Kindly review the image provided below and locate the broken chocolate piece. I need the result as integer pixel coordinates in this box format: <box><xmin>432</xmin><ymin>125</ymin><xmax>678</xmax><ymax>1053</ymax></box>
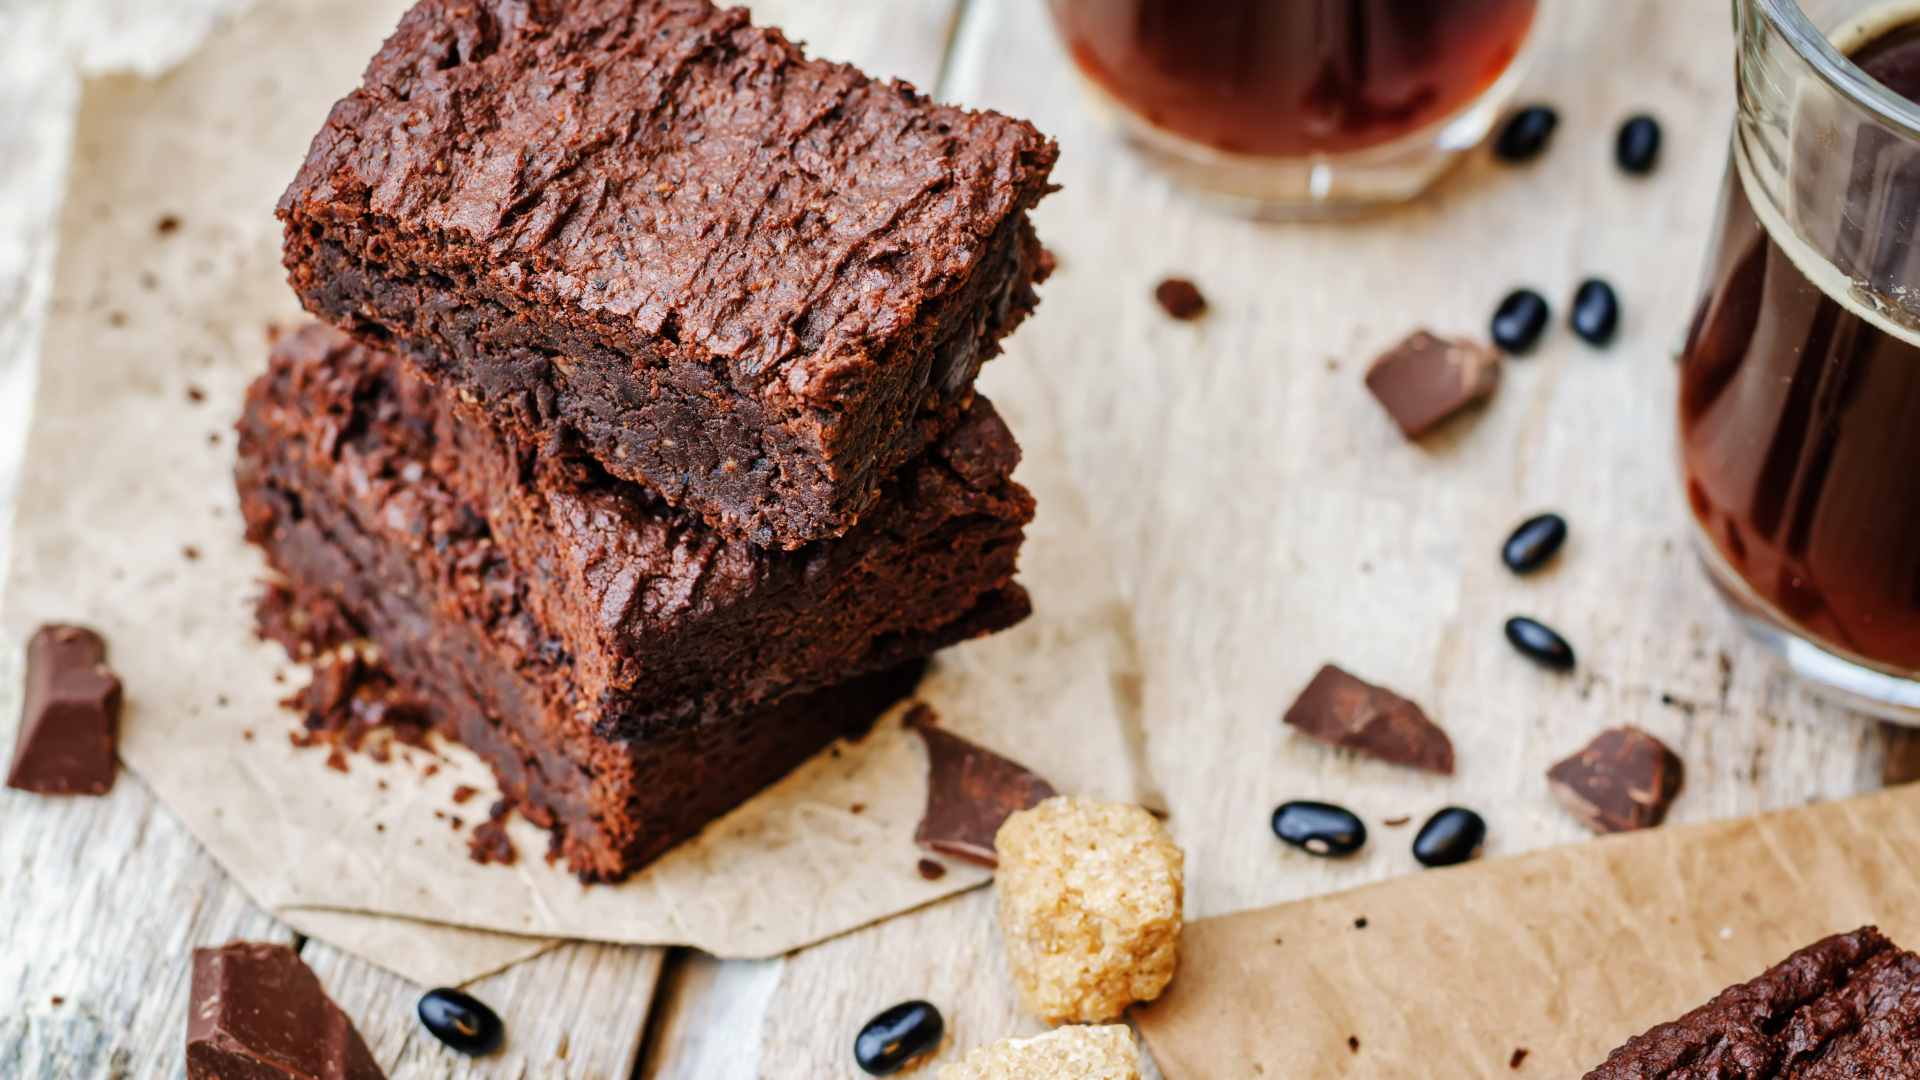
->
<box><xmin>187</xmin><ymin>941</ymin><xmax>386</xmax><ymax>1080</ymax></box>
<box><xmin>1548</xmin><ymin>727</ymin><xmax>1683</xmax><ymax>833</ymax></box>
<box><xmin>7</xmin><ymin>625</ymin><xmax>122</xmax><ymax>795</ymax></box>
<box><xmin>1283</xmin><ymin>665</ymin><xmax>1454</xmax><ymax>775</ymax></box>
<box><xmin>1364</xmin><ymin>330</ymin><xmax>1501</xmax><ymax>437</ymax></box>
<box><xmin>907</xmin><ymin>704</ymin><xmax>1056</xmax><ymax>867</ymax></box>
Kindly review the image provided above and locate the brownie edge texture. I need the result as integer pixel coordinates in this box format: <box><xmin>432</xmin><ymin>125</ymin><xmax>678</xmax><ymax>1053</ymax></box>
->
<box><xmin>280</xmin><ymin>0</ymin><xmax>1058</xmax><ymax>549</ymax></box>
<box><xmin>1585</xmin><ymin>926</ymin><xmax>1920</xmax><ymax>1079</ymax></box>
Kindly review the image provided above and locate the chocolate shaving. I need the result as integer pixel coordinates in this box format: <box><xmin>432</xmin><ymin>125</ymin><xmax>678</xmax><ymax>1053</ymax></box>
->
<box><xmin>1548</xmin><ymin>727</ymin><xmax>1684</xmax><ymax>833</ymax></box>
<box><xmin>906</xmin><ymin>704</ymin><xmax>1056</xmax><ymax>867</ymax></box>
<box><xmin>1364</xmin><ymin>330</ymin><xmax>1501</xmax><ymax>438</ymax></box>
<box><xmin>7</xmin><ymin>625</ymin><xmax>122</xmax><ymax>796</ymax></box>
<box><xmin>1283</xmin><ymin>665</ymin><xmax>1454</xmax><ymax>774</ymax></box>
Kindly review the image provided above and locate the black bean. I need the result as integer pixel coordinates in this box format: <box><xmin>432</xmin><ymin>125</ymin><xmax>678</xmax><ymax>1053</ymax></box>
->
<box><xmin>1505</xmin><ymin>616</ymin><xmax>1576</xmax><ymax>671</ymax></box>
<box><xmin>1616</xmin><ymin>115</ymin><xmax>1662</xmax><ymax>174</ymax></box>
<box><xmin>1502</xmin><ymin>513</ymin><xmax>1568</xmax><ymax>574</ymax></box>
<box><xmin>1491</xmin><ymin>289</ymin><xmax>1551</xmax><ymax>353</ymax></box>
<box><xmin>1272</xmin><ymin>801</ymin><xmax>1367</xmax><ymax>857</ymax></box>
<box><xmin>417</xmin><ymin>987</ymin><xmax>504</xmax><ymax>1056</ymax></box>
<box><xmin>1570</xmin><ymin>279</ymin><xmax>1620</xmax><ymax>346</ymax></box>
<box><xmin>1413</xmin><ymin>807</ymin><xmax>1486</xmax><ymax>867</ymax></box>
<box><xmin>1494</xmin><ymin>106</ymin><xmax>1559</xmax><ymax>162</ymax></box>
<box><xmin>855</xmin><ymin>1000</ymin><xmax>944</xmax><ymax>1075</ymax></box>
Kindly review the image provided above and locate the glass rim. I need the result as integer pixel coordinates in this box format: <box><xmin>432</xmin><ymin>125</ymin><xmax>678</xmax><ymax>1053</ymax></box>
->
<box><xmin>1758</xmin><ymin>0</ymin><xmax>1920</xmax><ymax>136</ymax></box>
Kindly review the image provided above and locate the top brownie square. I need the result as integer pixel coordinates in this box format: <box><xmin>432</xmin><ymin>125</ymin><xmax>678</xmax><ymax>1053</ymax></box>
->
<box><xmin>280</xmin><ymin>0</ymin><xmax>1057</xmax><ymax>549</ymax></box>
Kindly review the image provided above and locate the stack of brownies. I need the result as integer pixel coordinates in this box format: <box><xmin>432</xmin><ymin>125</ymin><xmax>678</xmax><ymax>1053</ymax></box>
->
<box><xmin>236</xmin><ymin>0</ymin><xmax>1057</xmax><ymax>882</ymax></box>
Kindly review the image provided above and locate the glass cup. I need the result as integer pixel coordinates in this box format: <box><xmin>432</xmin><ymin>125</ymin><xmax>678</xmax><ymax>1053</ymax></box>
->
<box><xmin>1045</xmin><ymin>0</ymin><xmax>1546</xmax><ymax>217</ymax></box>
<box><xmin>1681</xmin><ymin>0</ymin><xmax>1920</xmax><ymax>719</ymax></box>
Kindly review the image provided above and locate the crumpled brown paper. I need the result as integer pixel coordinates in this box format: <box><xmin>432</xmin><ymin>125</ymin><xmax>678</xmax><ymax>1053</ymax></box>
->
<box><xmin>0</xmin><ymin>0</ymin><xmax>1155</xmax><ymax>986</ymax></box>
<box><xmin>1134</xmin><ymin>782</ymin><xmax>1920</xmax><ymax>1079</ymax></box>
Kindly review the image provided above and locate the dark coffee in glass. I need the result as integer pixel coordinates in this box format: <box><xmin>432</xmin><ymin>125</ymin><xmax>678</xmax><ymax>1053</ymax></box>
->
<box><xmin>1045</xmin><ymin>0</ymin><xmax>1541</xmax><ymax>214</ymax></box>
<box><xmin>1682</xmin><ymin>1</ymin><xmax>1920</xmax><ymax>712</ymax></box>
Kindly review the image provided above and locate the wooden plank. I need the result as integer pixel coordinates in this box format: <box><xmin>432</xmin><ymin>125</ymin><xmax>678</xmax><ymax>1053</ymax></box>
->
<box><xmin>308</xmin><ymin>939</ymin><xmax>665</xmax><ymax>1080</ymax></box>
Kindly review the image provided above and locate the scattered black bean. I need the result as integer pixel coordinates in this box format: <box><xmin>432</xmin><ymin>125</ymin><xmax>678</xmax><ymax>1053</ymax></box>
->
<box><xmin>1570</xmin><ymin>279</ymin><xmax>1620</xmax><ymax>346</ymax></box>
<box><xmin>1505</xmin><ymin>616</ymin><xmax>1576</xmax><ymax>671</ymax></box>
<box><xmin>1615</xmin><ymin>115</ymin><xmax>1662</xmax><ymax>174</ymax></box>
<box><xmin>417</xmin><ymin>988</ymin><xmax>504</xmax><ymax>1056</ymax></box>
<box><xmin>1502</xmin><ymin>513</ymin><xmax>1568</xmax><ymax>574</ymax></box>
<box><xmin>1413</xmin><ymin>807</ymin><xmax>1486</xmax><ymax>867</ymax></box>
<box><xmin>1272</xmin><ymin>801</ymin><xmax>1367</xmax><ymax>857</ymax></box>
<box><xmin>1494</xmin><ymin>106</ymin><xmax>1559</xmax><ymax>162</ymax></box>
<box><xmin>855</xmin><ymin>1000</ymin><xmax>944</xmax><ymax>1075</ymax></box>
<box><xmin>1491</xmin><ymin>289</ymin><xmax>1551</xmax><ymax>353</ymax></box>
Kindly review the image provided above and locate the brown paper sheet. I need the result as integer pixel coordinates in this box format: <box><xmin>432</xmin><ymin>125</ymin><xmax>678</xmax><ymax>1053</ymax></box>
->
<box><xmin>0</xmin><ymin>0</ymin><xmax>1154</xmax><ymax>985</ymax></box>
<box><xmin>1134</xmin><ymin>782</ymin><xmax>1920</xmax><ymax>1079</ymax></box>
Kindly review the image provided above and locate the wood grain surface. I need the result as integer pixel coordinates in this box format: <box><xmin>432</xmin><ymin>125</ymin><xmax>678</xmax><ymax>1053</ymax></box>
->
<box><xmin>5</xmin><ymin>0</ymin><xmax>1919</xmax><ymax>1078</ymax></box>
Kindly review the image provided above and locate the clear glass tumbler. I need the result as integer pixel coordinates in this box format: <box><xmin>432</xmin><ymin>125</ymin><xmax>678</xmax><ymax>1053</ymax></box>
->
<box><xmin>1682</xmin><ymin>0</ymin><xmax>1920</xmax><ymax>719</ymax></box>
<box><xmin>1045</xmin><ymin>0</ymin><xmax>1545</xmax><ymax>217</ymax></box>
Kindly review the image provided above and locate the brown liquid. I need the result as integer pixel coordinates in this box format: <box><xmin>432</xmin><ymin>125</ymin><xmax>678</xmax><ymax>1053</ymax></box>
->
<box><xmin>1048</xmin><ymin>0</ymin><xmax>1538</xmax><ymax>158</ymax></box>
<box><xmin>1679</xmin><ymin>23</ymin><xmax>1920</xmax><ymax>674</ymax></box>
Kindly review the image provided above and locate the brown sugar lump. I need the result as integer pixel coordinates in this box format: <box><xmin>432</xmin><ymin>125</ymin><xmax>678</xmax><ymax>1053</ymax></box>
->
<box><xmin>279</xmin><ymin>0</ymin><xmax>1058</xmax><ymax>550</ymax></box>
<box><xmin>993</xmin><ymin>796</ymin><xmax>1184</xmax><ymax>1023</ymax></box>
<box><xmin>938</xmin><ymin>1025</ymin><xmax>1140</xmax><ymax>1080</ymax></box>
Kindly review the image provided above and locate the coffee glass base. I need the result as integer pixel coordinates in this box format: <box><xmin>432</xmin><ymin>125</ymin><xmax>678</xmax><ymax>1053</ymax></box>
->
<box><xmin>1073</xmin><ymin>39</ymin><xmax>1534</xmax><ymax>219</ymax></box>
<box><xmin>1694</xmin><ymin>536</ymin><xmax>1920</xmax><ymax>723</ymax></box>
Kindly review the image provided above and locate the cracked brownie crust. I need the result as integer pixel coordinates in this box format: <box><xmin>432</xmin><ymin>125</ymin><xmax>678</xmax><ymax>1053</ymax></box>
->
<box><xmin>1586</xmin><ymin>926</ymin><xmax>1920</xmax><ymax>1079</ymax></box>
<box><xmin>280</xmin><ymin>0</ymin><xmax>1057</xmax><ymax>549</ymax></box>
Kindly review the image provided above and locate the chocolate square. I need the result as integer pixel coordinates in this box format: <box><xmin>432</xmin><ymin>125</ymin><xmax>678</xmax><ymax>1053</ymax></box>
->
<box><xmin>1548</xmin><ymin>727</ymin><xmax>1683</xmax><ymax>833</ymax></box>
<box><xmin>7</xmin><ymin>625</ymin><xmax>121</xmax><ymax>796</ymax></box>
<box><xmin>907</xmin><ymin>705</ymin><xmax>1056</xmax><ymax>868</ymax></box>
<box><xmin>1364</xmin><ymin>331</ymin><xmax>1501</xmax><ymax>438</ymax></box>
<box><xmin>1283</xmin><ymin>665</ymin><xmax>1454</xmax><ymax>774</ymax></box>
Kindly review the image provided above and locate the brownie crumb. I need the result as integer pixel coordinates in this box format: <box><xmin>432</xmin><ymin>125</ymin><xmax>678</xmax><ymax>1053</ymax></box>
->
<box><xmin>324</xmin><ymin>749</ymin><xmax>348</xmax><ymax>773</ymax></box>
<box><xmin>450</xmin><ymin>816</ymin><xmax>464</xmax><ymax>830</ymax></box>
<box><xmin>451</xmin><ymin>785</ymin><xmax>478</xmax><ymax>805</ymax></box>
<box><xmin>1510</xmin><ymin>1048</ymin><xmax>1529</xmax><ymax>1069</ymax></box>
<box><xmin>1348</xmin><ymin>1036</ymin><xmax>1361</xmax><ymax>1053</ymax></box>
<box><xmin>1154</xmin><ymin>278</ymin><xmax>1207</xmax><ymax>320</ymax></box>
<box><xmin>469</xmin><ymin>801</ymin><xmax>517</xmax><ymax>866</ymax></box>
<box><xmin>917</xmin><ymin>858</ymin><xmax>947</xmax><ymax>881</ymax></box>
<box><xmin>186</xmin><ymin>385</ymin><xmax>205</xmax><ymax>403</ymax></box>
<box><xmin>156</xmin><ymin>215</ymin><xmax>180</xmax><ymax>235</ymax></box>
<box><xmin>1354</xmin><ymin>917</ymin><xmax>1368</xmax><ymax>928</ymax></box>
<box><xmin>50</xmin><ymin>996</ymin><xmax>63</xmax><ymax>1006</ymax></box>
<box><xmin>1382</xmin><ymin>815</ymin><xmax>1411</xmax><ymax>826</ymax></box>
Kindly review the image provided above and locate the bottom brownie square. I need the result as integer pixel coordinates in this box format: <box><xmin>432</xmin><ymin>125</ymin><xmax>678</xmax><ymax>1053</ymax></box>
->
<box><xmin>236</xmin><ymin>327</ymin><xmax>1032</xmax><ymax>880</ymax></box>
<box><xmin>1586</xmin><ymin>925</ymin><xmax>1920</xmax><ymax>1079</ymax></box>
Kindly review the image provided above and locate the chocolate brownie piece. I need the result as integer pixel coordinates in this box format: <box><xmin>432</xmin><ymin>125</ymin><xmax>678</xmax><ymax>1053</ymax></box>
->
<box><xmin>236</xmin><ymin>324</ymin><xmax>1033</xmax><ymax>878</ymax></box>
<box><xmin>279</xmin><ymin>0</ymin><xmax>1057</xmax><ymax>550</ymax></box>
<box><xmin>1586</xmin><ymin>926</ymin><xmax>1920</xmax><ymax>1079</ymax></box>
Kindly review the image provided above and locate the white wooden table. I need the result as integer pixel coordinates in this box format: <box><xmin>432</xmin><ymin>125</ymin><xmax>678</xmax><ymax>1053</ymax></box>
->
<box><xmin>3</xmin><ymin>0</ymin><xmax>1915</xmax><ymax>1077</ymax></box>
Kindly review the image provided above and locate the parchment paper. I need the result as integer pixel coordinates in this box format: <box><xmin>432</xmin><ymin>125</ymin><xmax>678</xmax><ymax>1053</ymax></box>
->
<box><xmin>0</xmin><ymin>0</ymin><xmax>1155</xmax><ymax>985</ymax></box>
<box><xmin>1134</xmin><ymin>781</ymin><xmax>1920</xmax><ymax>1079</ymax></box>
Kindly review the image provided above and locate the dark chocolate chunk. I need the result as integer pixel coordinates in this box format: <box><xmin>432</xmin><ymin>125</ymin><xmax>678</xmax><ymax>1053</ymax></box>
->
<box><xmin>1283</xmin><ymin>665</ymin><xmax>1455</xmax><ymax>774</ymax></box>
<box><xmin>1505</xmin><ymin>617</ymin><xmax>1576</xmax><ymax>671</ymax></box>
<box><xmin>1570</xmin><ymin>279</ymin><xmax>1620</xmax><ymax>346</ymax></box>
<box><xmin>1412</xmin><ymin>807</ymin><xmax>1485</xmax><ymax>867</ymax></box>
<box><xmin>1491</xmin><ymin>289</ymin><xmax>1551</xmax><ymax>353</ymax></box>
<box><xmin>1364</xmin><ymin>331</ymin><xmax>1502</xmax><ymax>438</ymax></box>
<box><xmin>1272</xmin><ymin>801</ymin><xmax>1367</xmax><ymax>857</ymax></box>
<box><xmin>7</xmin><ymin>625</ymin><xmax>121</xmax><ymax>796</ymax></box>
<box><xmin>907</xmin><ymin>705</ymin><xmax>1056</xmax><ymax>867</ymax></box>
<box><xmin>417</xmin><ymin>987</ymin><xmax>504</xmax><ymax>1056</ymax></box>
<box><xmin>1615</xmin><ymin>115</ymin><xmax>1662</xmax><ymax>174</ymax></box>
<box><xmin>1494</xmin><ymin>106</ymin><xmax>1559</xmax><ymax>162</ymax></box>
<box><xmin>1502</xmin><ymin>513</ymin><xmax>1568</xmax><ymax>574</ymax></box>
<box><xmin>186</xmin><ymin>941</ymin><xmax>386</xmax><ymax>1080</ymax></box>
<box><xmin>1154</xmin><ymin>278</ymin><xmax>1208</xmax><ymax>320</ymax></box>
<box><xmin>1548</xmin><ymin>727</ymin><xmax>1684</xmax><ymax>833</ymax></box>
<box><xmin>855</xmin><ymin>1000</ymin><xmax>944</xmax><ymax>1075</ymax></box>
